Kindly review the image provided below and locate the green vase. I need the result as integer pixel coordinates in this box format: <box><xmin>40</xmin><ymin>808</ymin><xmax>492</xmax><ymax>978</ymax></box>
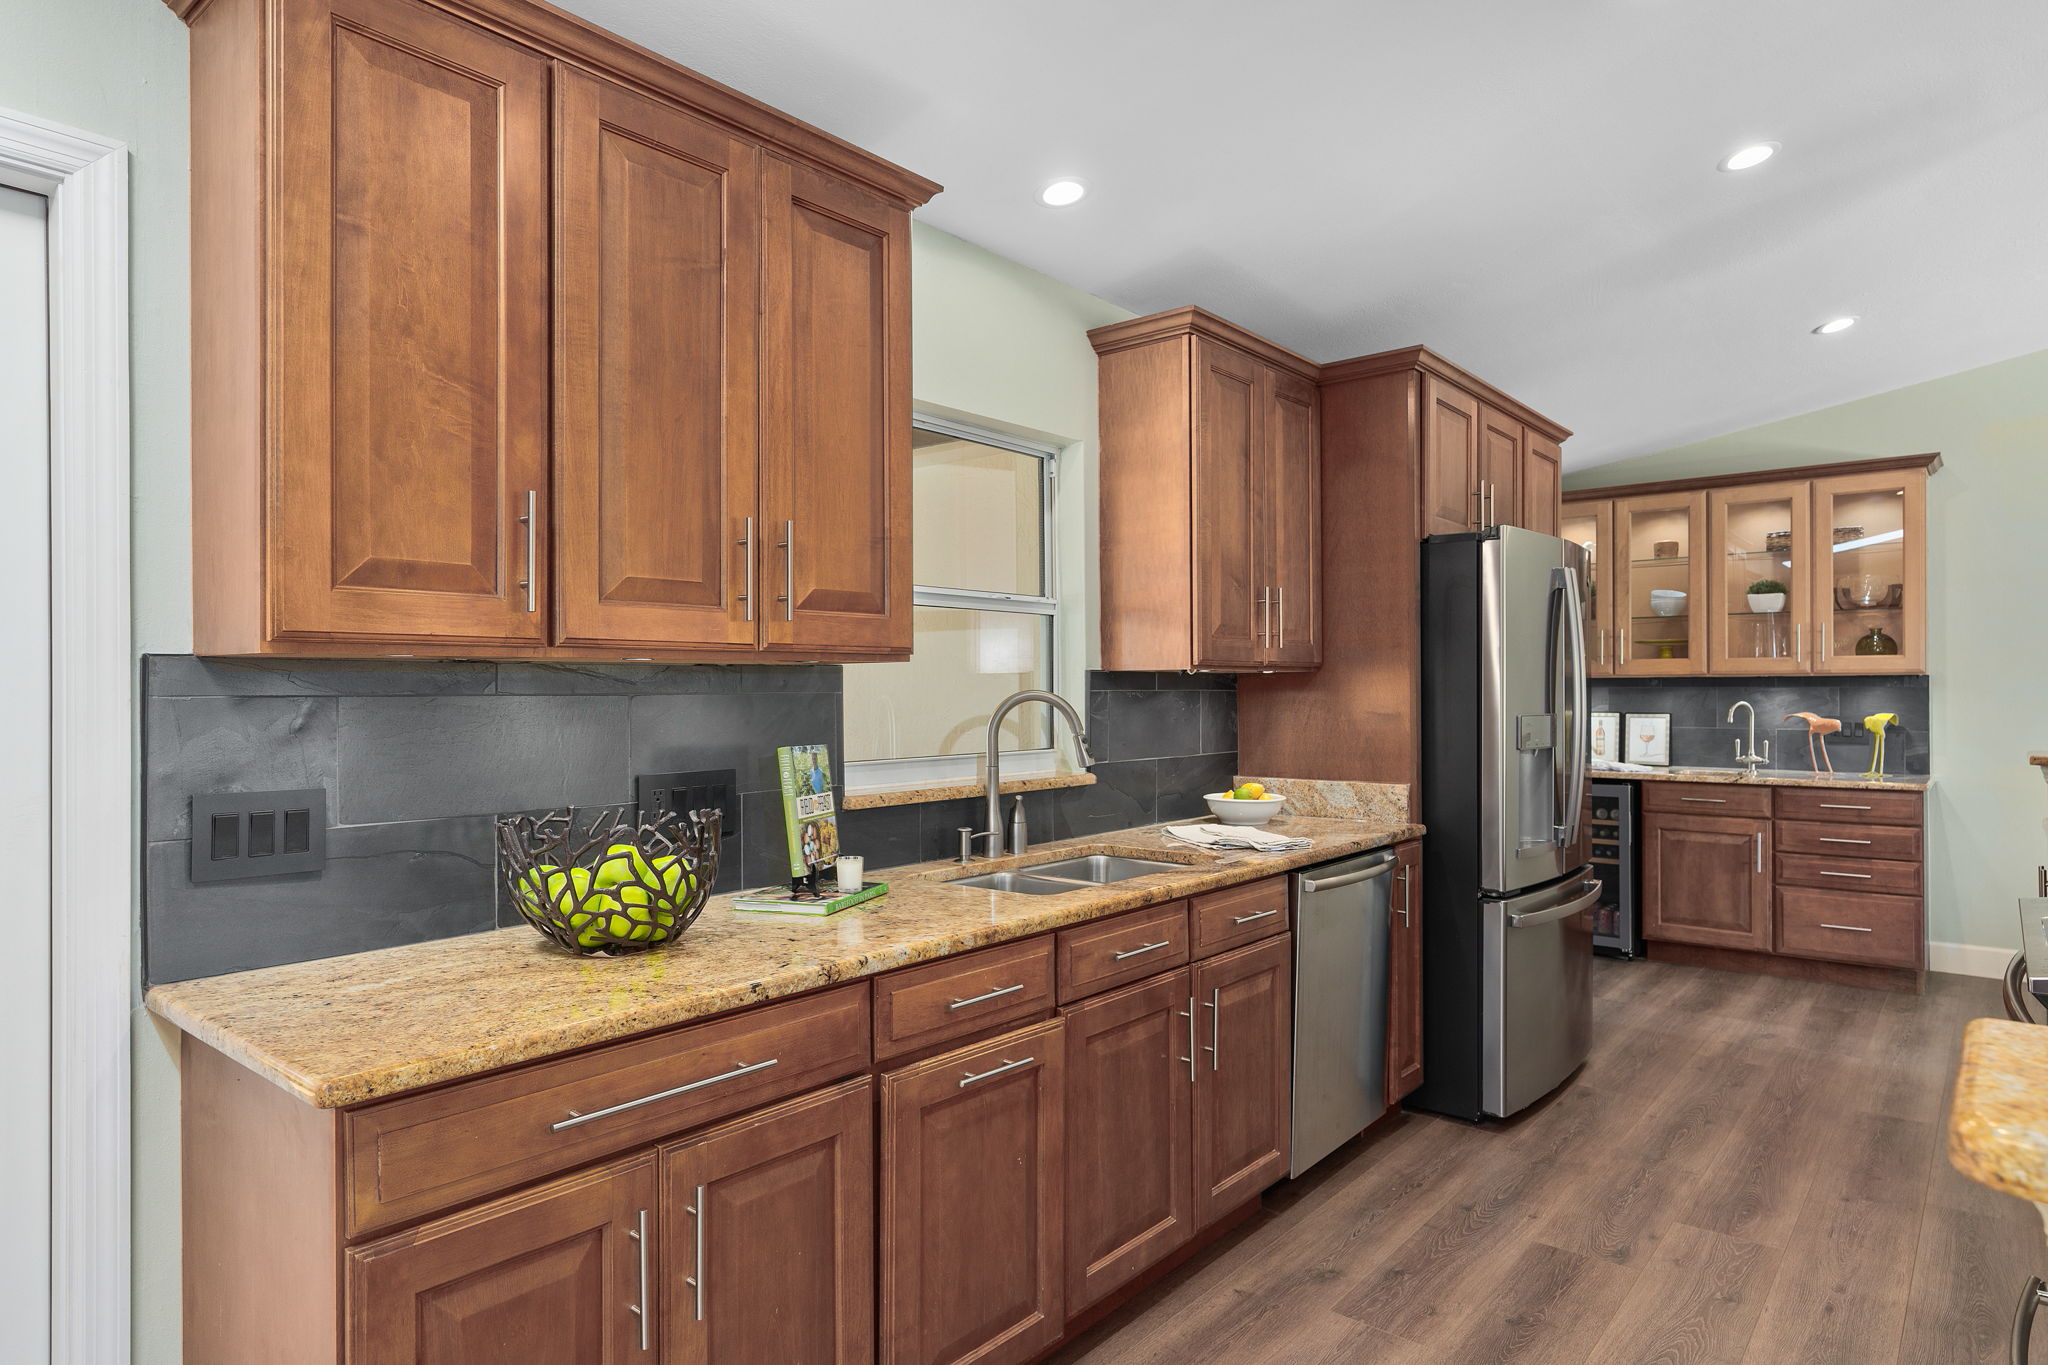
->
<box><xmin>1853</xmin><ymin>624</ymin><xmax>1900</xmax><ymax>656</ymax></box>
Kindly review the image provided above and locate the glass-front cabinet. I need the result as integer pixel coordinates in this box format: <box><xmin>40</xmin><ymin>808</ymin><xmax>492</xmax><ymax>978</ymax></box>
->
<box><xmin>1613</xmin><ymin>492</ymin><xmax>1707</xmax><ymax>675</ymax></box>
<box><xmin>1707</xmin><ymin>481</ymin><xmax>1813</xmax><ymax>675</ymax></box>
<box><xmin>1812</xmin><ymin>469</ymin><xmax>1926</xmax><ymax>673</ymax></box>
<box><xmin>1559</xmin><ymin>500</ymin><xmax>1613</xmax><ymax>676</ymax></box>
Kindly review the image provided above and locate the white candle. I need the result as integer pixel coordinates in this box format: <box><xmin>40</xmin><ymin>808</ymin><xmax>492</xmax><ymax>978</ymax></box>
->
<box><xmin>836</xmin><ymin>856</ymin><xmax>865</xmax><ymax>893</ymax></box>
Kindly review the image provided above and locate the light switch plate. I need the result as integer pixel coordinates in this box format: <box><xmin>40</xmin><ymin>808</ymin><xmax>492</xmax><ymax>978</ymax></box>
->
<box><xmin>190</xmin><ymin>788</ymin><xmax>328</xmax><ymax>882</ymax></box>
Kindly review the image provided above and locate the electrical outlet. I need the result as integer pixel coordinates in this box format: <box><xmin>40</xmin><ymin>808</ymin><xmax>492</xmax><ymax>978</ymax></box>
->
<box><xmin>190</xmin><ymin>788</ymin><xmax>327</xmax><ymax>882</ymax></box>
<box><xmin>636</xmin><ymin>769</ymin><xmax>738</xmax><ymax>841</ymax></box>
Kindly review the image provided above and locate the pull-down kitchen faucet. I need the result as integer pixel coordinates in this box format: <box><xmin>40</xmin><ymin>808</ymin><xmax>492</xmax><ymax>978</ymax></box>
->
<box><xmin>1728</xmin><ymin>700</ymin><xmax>1770</xmax><ymax>775</ymax></box>
<box><xmin>961</xmin><ymin>690</ymin><xmax>1094</xmax><ymax>860</ymax></box>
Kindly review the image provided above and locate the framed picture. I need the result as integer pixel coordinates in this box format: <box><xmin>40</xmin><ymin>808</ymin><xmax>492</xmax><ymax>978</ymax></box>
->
<box><xmin>1589</xmin><ymin>712</ymin><xmax>1621</xmax><ymax>763</ymax></box>
<box><xmin>1624</xmin><ymin>713</ymin><xmax>1671</xmax><ymax>767</ymax></box>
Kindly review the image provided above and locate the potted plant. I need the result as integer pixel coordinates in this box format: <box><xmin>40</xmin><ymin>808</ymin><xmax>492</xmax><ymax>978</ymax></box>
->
<box><xmin>1746</xmin><ymin>577</ymin><xmax>1788</xmax><ymax>613</ymax></box>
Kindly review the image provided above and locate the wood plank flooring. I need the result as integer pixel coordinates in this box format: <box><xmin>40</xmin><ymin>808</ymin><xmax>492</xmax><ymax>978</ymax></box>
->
<box><xmin>1050</xmin><ymin>958</ymin><xmax>2042</xmax><ymax>1365</ymax></box>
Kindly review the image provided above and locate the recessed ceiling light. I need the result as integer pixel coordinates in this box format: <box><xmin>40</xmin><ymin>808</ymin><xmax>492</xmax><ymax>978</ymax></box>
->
<box><xmin>1718</xmin><ymin>142</ymin><xmax>1780</xmax><ymax>172</ymax></box>
<box><xmin>1038</xmin><ymin>178</ymin><xmax>1087</xmax><ymax>207</ymax></box>
<box><xmin>1812</xmin><ymin>316</ymin><xmax>1858</xmax><ymax>335</ymax></box>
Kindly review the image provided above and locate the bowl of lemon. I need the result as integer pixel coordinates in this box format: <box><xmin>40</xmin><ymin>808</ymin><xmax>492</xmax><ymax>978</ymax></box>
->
<box><xmin>1204</xmin><ymin>782</ymin><xmax>1286</xmax><ymax>827</ymax></box>
<box><xmin>497</xmin><ymin>805</ymin><xmax>721</xmax><ymax>955</ymax></box>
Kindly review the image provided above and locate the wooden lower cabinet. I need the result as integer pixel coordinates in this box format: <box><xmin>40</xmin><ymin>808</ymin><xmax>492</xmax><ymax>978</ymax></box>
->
<box><xmin>879</xmin><ymin>1019</ymin><xmax>1066</xmax><ymax>1365</ymax></box>
<box><xmin>348</xmin><ymin>1154</ymin><xmax>656</xmax><ymax>1365</ymax></box>
<box><xmin>1062</xmin><ymin>971</ymin><xmax>1194</xmax><ymax>1313</ymax></box>
<box><xmin>1190</xmin><ymin>937</ymin><xmax>1292</xmax><ymax>1226</ymax></box>
<box><xmin>659</xmin><ymin>1079</ymin><xmax>873</xmax><ymax>1365</ymax></box>
<box><xmin>1386</xmin><ymin>840</ymin><xmax>1424</xmax><ymax>1105</ymax></box>
<box><xmin>1641</xmin><ymin>810</ymin><xmax>1772</xmax><ymax>952</ymax></box>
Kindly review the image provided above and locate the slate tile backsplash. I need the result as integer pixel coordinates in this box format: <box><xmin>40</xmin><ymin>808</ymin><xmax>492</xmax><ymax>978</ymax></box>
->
<box><xmin>144</xmin><ymin>659</ymin><xmax>1235</xmax><ymax>984</ymax></box>
<box><xmin>1590</xmin><ymin>675</ymin><xmax>1930</xmax><ymax>773</ymax></box>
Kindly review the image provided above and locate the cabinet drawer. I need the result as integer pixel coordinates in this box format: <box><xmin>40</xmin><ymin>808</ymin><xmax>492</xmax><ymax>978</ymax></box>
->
<box><xmin>1191</xmin><ymin>877</ymin><xmax>1291</xmax><ymax>958</ymax></box>
<box><xmin>1775</xmin><ymin>818</ymin><xmax>1922</xmax><ymax>862</ymax></box>
<box><xmin>873</xmin><ymin>936</ymin><xmax>1055</xmax><ymax>1063</ymax></box>
<box><xmin>1775</xmin><ymin>852</ymin><xmax>1922</xmax><ymax>896</ymax></box>
<box><xmin>344</xmin><ymin>983</ymin><xmax>870</xmax><ymax>1237</ymax></box>
<box><xmin>1775</xmin><ymin>886</ymin><xmax>1923</xmax><ymax>968</ymax></box>
<box><xmin>1640</xmin><ymin>782</ymin><xmax>1773</xmax><ymax>819</ymax></box>
<box><xmin>1057</xmin><ymin>902</ymin><xmax>1191</xmax><ymax>1003</ymax></box>
<box><xmin>1774</xmin><ymin>786</ymin><xmax>1922</xmax><ymax>827</ymax></box>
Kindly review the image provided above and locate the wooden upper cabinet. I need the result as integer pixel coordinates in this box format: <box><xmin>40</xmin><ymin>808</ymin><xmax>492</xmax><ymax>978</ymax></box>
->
<box><xmin>265</xmin><ymin>0</ymin><xmax>552</xmax><ymax>649</ymax></box>
<box><xmin>182</xmin><ymin>0</ymin><xmax>937</xmax><ymax>660</ymax></box>
<box><xmin>1477</xmin><ymin>405</ymin><xmax>1523</xmax><ymax>533</ymax></box>
<box><xmin>348</xmin><ymin>1154</ymin><xmax>656</xmax><ymax>1365</ymax></box>
<box><xmin>1091</xmin><ymin>308</ymin><xmax>1321</xmax><ymax>673</ymax></box>
<box><xmin>1811</xmin><ymin>467</ymin><xmax>1928</xmax><ymax>674</ymax></box>
<box><xmin>1641</xmin><ymin>811</ymin><xmax>1772</xmax><ymax>952</ymax></box>
<box><xmin>759</xmin><ymin>158</ymin><xmax>913</xmax><ymax>657</ymax></box>
<box><xmin>1522</xmin><ymin>430</ymin><xmax>1563</xmax><ymax>536</ymax></box>
<box><xmin>1559</xmin><ymin>499</ymin><xmax>1614</xmax><ymax>675</ymax></box>
<box><xmin>1420</xmin><ymin>375</ymin><xmax>1481</xmax><ymax>536</ymax></box>
<box><xmin>553</xmin><ymin>69</ymin><xmax>761</xmax><ymax>651</ymax></box>
<box><xmin>1612</xmin><ymin>491</ymin><xmax>1709</xmax><ymax>675</ymax></box>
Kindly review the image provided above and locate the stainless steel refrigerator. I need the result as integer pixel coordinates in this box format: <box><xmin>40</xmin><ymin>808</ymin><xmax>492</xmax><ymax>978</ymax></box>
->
<box><xmin>1409</xmin><ymin>526</ymin><xmax>1600</xmax><ymax>1122</ymax></box>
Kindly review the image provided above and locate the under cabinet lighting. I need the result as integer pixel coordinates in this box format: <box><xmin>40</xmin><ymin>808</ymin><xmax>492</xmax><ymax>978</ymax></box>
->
<box><xmin>1038</xmin><ymin>178</ymin><xmax>1087</xmax><ymax>207</ymax></box>
<box><xmin>1813</xmin><ymin>316</ymin><xmax>1859</xmax><ymax>335</ymax></box>
<box><xmin>1718</xmin><ymin>142</ymin><xmax>1780</xmax><ymax>171</ymax></box>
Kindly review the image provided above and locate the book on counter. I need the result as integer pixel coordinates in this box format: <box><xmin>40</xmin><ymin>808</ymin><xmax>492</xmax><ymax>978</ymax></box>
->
<box><xmin>731</xmin><ymin>881</ymin><xmax>888</xmax><ymax>916</ymax></box>
<box><xmin>775</xmin><ymin>743</ymin><xmax>842</xmax><ymax>878</ymax></box>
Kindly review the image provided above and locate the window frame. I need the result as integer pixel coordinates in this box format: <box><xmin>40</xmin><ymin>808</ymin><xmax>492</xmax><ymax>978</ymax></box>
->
<box><xmin>845</xmin><ymin>413</ymin><xmax>1065</xmax><ymax>791</ymax></box>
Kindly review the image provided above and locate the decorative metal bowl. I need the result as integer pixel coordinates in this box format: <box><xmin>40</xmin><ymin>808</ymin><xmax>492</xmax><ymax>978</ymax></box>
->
<box><xmin>497</xmin><ymin>805</ymin><xmax>722</xmax><ymax>955</ymax></box>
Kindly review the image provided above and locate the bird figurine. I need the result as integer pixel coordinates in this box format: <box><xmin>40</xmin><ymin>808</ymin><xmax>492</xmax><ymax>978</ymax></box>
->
<box><xmin>1782</xmin><ymin>712</ymin><xmax>1841</xmax><ymax>773</ymax></box>
<box><xmin>1862</xmin><ymin>712</ymin><xmax>1899</xmax><ymax>779</ymax></box>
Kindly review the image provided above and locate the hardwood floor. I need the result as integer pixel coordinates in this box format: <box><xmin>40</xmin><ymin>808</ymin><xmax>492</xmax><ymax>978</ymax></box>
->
<box><xmin>1050</xmin><ymin>958</ymin><xmax>2041</xmax><ymax>1365</ymax></box>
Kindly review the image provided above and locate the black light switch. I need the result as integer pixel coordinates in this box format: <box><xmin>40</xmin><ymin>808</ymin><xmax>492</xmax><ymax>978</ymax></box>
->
<box><xmin>190</xmin><ymin>789</ymin><xmax>328</xmax><ymax>883</ymax></box>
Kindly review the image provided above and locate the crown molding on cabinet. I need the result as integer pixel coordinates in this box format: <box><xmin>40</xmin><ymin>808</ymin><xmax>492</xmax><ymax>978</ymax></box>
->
<box><xmin>1087</xmin><ymin>306</ymin><xmax>1323</xmax><ymax>381</ymax></box>
<box><xmin>1564</xmin><ymin>451</ymin><xmax>1943</xmax><ymax>502</ymax></box>
<box><xmin>1317</xmin><ymin>345</ymin><xmax>1572</xmax><ymax>442</ymax></box>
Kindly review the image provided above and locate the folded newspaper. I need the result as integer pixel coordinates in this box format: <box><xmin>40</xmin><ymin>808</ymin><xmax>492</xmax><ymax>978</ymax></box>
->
<box><xmin>1164</xmin><ymin>823</ymin><xmax>1313</xmax><ymax>853</ymax></box>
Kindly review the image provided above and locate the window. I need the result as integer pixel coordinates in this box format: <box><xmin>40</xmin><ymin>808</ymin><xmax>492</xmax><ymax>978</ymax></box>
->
<box><xmin>844</xmin><ymin>415</ymin><xmax>1062</xmax><ymax>787</ymax></box>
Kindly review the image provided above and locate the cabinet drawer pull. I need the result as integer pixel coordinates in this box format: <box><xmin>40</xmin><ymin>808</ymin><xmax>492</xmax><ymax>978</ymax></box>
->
<box><xmin>1817</xmin><ymin>870</ymin><xmax>1873</xmax><ymax>880</ymax></box>
<box><xmin>1817</xmin><ymin>836</ymin><xmax>1873</xmax><ymax>845</ymax></box>
<box><xmin>1679</xmin><ymin>796</ymin><xmax>1728</xmax><ymax>804</ymax></box>
<box><xmin>630</xmin><ymin>1206</ymin><xmax>653</xmax><ymax>1348</ymax></box>
<box><xmin>948</xmin><ymin>982</ymin><xmax>1025</xmax><ymax>1011</ymax></box>
<box><xmin>737</xmin><ymin>516</ymin><xmax>754</xmax><ymax>622</ymax></box>
<box><xmin>1817</xmin><ymin>802</ymin><xmax>1872</xmax><ymax>810</ymax></box>
<box><xmin>1232</xmin><ymin>908</ymin><xmax>1281</xmax><ymax>925</ymax></box>
<box><xmin>1820</xmin><ymin>923</ymin><xmax>1874</xmax><ymax>933</ymax></box>
<box><xmin>1276</xmin><ymin>585</ymin><xmax>1286</xmax><ymax>651</ymax></box>
<box><xmin>1112</xmin><ymin>940</ymin><xmax>1171</xmax><ymax>961</ymax></box>
<box><xmin>682</xmin><ymin>1186</ymin><xmax>704</xmax><ymax>1324</ymax></box>
<box><xmin>550</xmin><ymin>1058</ymin><xmax>779</xmax><ymax>1131</ymax></box>
<box><xmin>1178</xmin><ymin>997</ymin><xmax>1196</xmax><ymax>1082</ymax></box>
<box><xmin>1202</xmin><ymin>988</ymin><xmax>1221</xmax><ymax>1070</ymax></box>
<box><xmin>958</xmin><ymin>1056</ymin><xmax>1035</xmax><ymax>1089</ymax></box>
<box><xmin>1755</xmin><ymin>832</ymin><xmax>1762</xmax><ymax>873</ymax></box>
<box><xmin>516</xmin><ymin>489</ymin><xmax>537</xmax><ymax>613</ymax></box>
<box><xmin>776</xmin><ymin>519</ymin><xmax>795</xmax><ymax>620</ymax></box>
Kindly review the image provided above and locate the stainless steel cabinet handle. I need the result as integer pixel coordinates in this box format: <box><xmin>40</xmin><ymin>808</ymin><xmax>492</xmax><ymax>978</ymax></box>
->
<box><xmin>738</xmin><ymin>516</ymin><xmax>754</xmax><ymax>623</ymax></box>
<box><xmin>1680</xmin><ymin>796</ymin><xmax>1728</xmax><ymax>804</ymax></box>
<box><xmin>1817</xmin><ymin>836</ymin><xmax>1873</xmax><ymax>845</ymax></box>
<box><xmin>1817</xmin><ymin>870</ymin><xmax>1874</xmax><ymax>880</ymax></box>
<box><xmin>776</xmin><ymin>519</ymin><xmax>794</xmax><ymax>620</ymax></box>
<box><xmin>1472</xmin><ymin>487</ymin><xmax>1485</xmax><ymax>530</ymax></box>
<box><xmin>1618</xmin><ymin>625</ymin><xmax>1627</xmax><ymax>663</ymax></box>
<box><xmin>1179</xmin><ymin>997</ymin><xmax>1197</xmax><ymax>1082</ymax></box>
<box><xmin>2012</xmin><ymin>1276</ymin><xmax>2048</xmax><ymax>1363</ymax></box>
<box><xmin>1794</xmin><ymin>621</ymin><xmax>1803</xmax><ymax>663</ymax></box>
<box><xmin>1396</xmin><ymin>866</ymin><xmax>1412</xmax><ymax>926</ymax></box>
<box><xmin>1820</xmin><ymin>622</ymin><xmax>1830</xmax><ymax>662</ymax></box>
<box><xmin>517</xmin><ymin>490</ymin><xmax>537</xmax><ymax>613</ymax></box>
<box><xmin>1818</xmin><ymin>803</ymin><xmax>1873</xmax><ymax>810</ymax></box>
<box><xmin>630</xmin><ymin>1206</ymin><xmax>654</xmax><ymax>1347</ymax></box>
<box><xmin>1276</xmin><ymin>585</ymin><xmax>1285</xmax><ymax>651</ymax></box>
<box><xmin>1820</xmin><ymin>923</ymin><xmax>1874</xmax><ymax>933</ymax></box>
<box><xmin>1232</xmin><ymin>908</ymin><xmax>1282</xmax><ymax>924</ymax></box>
<box><xmin>948</xmin><ymin>982</ymin><xmax>1025</xmax><ymax>1011</ymax></box>
<box><xmin>1112</xmin><ymin>940</ymin><xmax>1171</xmax><ymax>961</ymax></box>
<box><xmin>683</xmin><ymin>1186</ymin><xmax>704</xmax><ymax>1324</ymax></box>
<box><xmin>958</xmin><ymin>1056</ymin><xmax>1035</xmax><ymax>1089</ymax></box>
<box><xmin>1258</xmin><ymin>587</ymin><xmax>1272</xmax><ymax>649</ymax></box>
<box><xmin>551</xmin><ymin>1058</ymin><xmax>779</xmax><ymax>1131</ymax></box>
<box><xmin>1755</xmin><ymin>832</ymin><xmax>1763</xmax><ymax>872</ymax></box>
<box><xmin>1202</xmin><ymin>988</ymin><xmax>1221</xmax><ymax>1070</ymax></box>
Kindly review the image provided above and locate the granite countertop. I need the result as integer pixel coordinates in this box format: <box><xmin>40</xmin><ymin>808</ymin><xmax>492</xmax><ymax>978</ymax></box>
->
<box><xmin>1950</xmin><ymin>1017</ymin><xmax>2048</xmax><ymax>1206</ymax></box>
<box><xmin>146</xmin><ymin>813</ymin><xmax>1422</xmax><ymax>1110</ymax></box>
<box><xmin>1590</xmin><ymin>766</ymin><xmax>1932</xmax><ymax>792</ymax></box>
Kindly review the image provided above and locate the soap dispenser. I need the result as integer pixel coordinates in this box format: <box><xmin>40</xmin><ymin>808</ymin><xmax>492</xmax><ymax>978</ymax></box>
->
<box><xmin>1009</xmin><ymin>795</ymin><xmax>1030</xmax><ymax>857</ymax></box>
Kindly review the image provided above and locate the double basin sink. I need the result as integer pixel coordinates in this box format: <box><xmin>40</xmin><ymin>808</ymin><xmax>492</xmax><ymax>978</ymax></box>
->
<box><xmin>946</xmin><ymin>854</ymin><xmax>1186</xmax><ymax>896</ymax></box>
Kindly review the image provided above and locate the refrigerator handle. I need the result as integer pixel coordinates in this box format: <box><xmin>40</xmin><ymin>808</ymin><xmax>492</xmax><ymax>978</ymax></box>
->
<box><xmin>1551</xmin><ymin>564</ymin><xmax>1590</xmax><ymax>849</ymax></box>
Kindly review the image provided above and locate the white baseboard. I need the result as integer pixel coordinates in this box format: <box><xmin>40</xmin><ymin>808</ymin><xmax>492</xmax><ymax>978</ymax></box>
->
<box><xmin>1927</xmin><ymin>941</ymin><xmax>2014</xmax><ymax>979</ymax></box>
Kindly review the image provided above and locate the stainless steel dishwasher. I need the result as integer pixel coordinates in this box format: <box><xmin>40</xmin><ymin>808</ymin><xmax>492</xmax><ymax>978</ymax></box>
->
<box><xmin>1290</xmin><ymin>848</ymin><xmax>1397</xmax><ymax>1177</ymax></box>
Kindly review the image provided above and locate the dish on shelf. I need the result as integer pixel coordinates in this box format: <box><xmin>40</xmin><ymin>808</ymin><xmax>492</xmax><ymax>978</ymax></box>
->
<box><xmin>1649</xmin><ymin>589</ymin><xmax>1688</xmax><ymax>617</ymax></box>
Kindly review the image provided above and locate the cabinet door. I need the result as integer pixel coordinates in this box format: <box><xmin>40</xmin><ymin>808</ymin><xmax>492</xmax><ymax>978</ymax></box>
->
<box><xmin>1641</xmin><ymin>812</ymin><xmax>1772</xmax><ymax>951</ymax></box>
<box><xmin>1419</xmin><ymin>375</ymin><xmax>1480</xmax><ymax>537</ymax></box>
<box><xmin>1062</xmin><ymin>970</ymin><xmax>1193</xmax><ymax>1313</ymax></box>
<box><xmin>1261</xmin><ymin>365</ymin><xmax>1321</xmax><ymax>668</ymax></box>
<box><xmin>1477</xmin><ymin>405</ymin><xmax>1523</xmax><ymax>531</ymax></box>
<box><xmin>879</xmin><ymin>1020</ymin><xmax>1063</xmax><ymax>1365</ymax></box>
<box><xmin>272</xmin><ymin>0</ymin><xmax>550</xmax><ymax>645</ymax></box>
<box><xmin>1707</xmin><ymin>481</ymin><xmax>1813</xmax><ymax>676</ymax></box>
<box><xmin>1190</xmin><ymin>338</ymin><xmax>1267</xmax><ymax>668</ymax></box>
<box><xmin>1613</xmin><ymin>492</ymin><xmax>1709</xmax><ymax>675</ymax></box>
<box><xmin>759</xmin><ymin>156</ymin><xmax>912</xmax><ymax>656</ymax></box>
<box><xmin>349</xmin><ymin>1155</ymin><xmax>655</xmax><ymax>1365</ymax></box>
<box><xmin>660</xmin><ymin>1079</ymin><xmax>872</xmax><ymax>1365</ymax></box>
<box><xmin>553</xmin><ymin>70</ymin><xmax>761</xmax><ymax>651</ymax></box>
<box><xmin>1190</xmin><ymin>936</ymin><xmax>1291</xmax><ymax>1227</ymax></box>
<box><xmin>1559</xmin><ymin>500</ymin><xmax>1614</xmax><ymax>676</ymax></box>
<box><xmin>1522</xmin><ymin>431</ymin><xmax>1563</xmax><ymax>536</ymax></box>
<box><xmin>1811</xmin><ymin>469</ymin><xmax>1927</xmax><ymax>674</ymax></box>
<box><xmin>1386</xmin><ymin>842</ymin><xmax>1424</xmax><ymax>1106</ymax></box>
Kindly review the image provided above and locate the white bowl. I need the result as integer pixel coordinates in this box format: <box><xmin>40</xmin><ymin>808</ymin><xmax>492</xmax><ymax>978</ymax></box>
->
<box><xmin>1204</xmin><ymin>792</ymin><xmax>1286</xmax><ymax>826</ymax></box>
<box><xmin>1649</xmin><ymin>589</ymin><xmax>1688</xmax><ymax>618</ymax></box>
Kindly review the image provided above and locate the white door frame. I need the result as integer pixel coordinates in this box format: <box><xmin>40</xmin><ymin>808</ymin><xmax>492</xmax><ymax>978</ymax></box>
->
<box><xmin>0</xmin><ymin>108</ymin><xmax>133</xmax><ymax>1364</ymax></box>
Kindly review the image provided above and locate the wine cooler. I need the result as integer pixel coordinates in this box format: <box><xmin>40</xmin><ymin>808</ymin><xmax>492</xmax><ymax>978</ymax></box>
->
<box><xmin>1588</xmin><ymin>780</ymin><xmax>1641</xmax><ymax>958</ymax></box>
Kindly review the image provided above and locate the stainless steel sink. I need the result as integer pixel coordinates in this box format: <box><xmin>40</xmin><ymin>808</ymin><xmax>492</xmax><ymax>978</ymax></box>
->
<box><xmin>944</xmin><ymin>871</ymin><xmax>1089</xmax><ymax>895</ymax></box>
<box><xmin>1025</xmin><ymin>855</ymin><xmax>1184</xmax><ymax>884</ymax></box>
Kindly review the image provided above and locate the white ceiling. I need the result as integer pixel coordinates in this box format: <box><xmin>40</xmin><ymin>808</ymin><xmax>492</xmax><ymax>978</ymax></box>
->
<box><xmin>558</xmin><ymin>0</ymin><xmax>2048</xmax><ymax>468</ymax></box>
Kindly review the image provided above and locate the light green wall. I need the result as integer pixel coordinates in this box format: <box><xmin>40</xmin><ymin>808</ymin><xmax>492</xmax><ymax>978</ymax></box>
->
<box><xmin>1567</xmin><ymin>347</ymin><xmax>2048</xmax><ymax>956</ymax></box>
